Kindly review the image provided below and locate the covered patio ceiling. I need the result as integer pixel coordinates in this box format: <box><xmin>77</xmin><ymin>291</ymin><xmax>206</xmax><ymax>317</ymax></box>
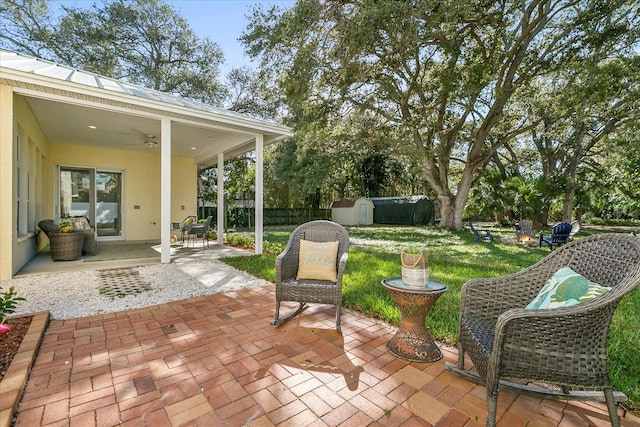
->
<box><xmin>1</xmin><ymin>49</ymin><xmax>293</xmax><ymax>168</ymax></box>
<box><xmin>22</xmin><ymin>97</ymin><xmax>261</xmax><ymax>163</ymax></box>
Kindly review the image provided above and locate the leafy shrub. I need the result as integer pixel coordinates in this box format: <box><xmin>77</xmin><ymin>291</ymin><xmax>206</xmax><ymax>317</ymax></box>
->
<box><xmin>0</xmin><ymin>286</ymin><xmax>25</xmax><ymax>324</ymax></box>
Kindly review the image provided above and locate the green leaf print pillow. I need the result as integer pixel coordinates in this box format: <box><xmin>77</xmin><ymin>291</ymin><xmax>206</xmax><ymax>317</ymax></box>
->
<box><xmin>526</xmin><ymin>267</ymin><xmax>610</xmax><ymax>310</ymax></box>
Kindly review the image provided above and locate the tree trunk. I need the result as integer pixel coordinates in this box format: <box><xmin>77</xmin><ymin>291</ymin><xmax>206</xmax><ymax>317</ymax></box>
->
<box><xmin>426</xmin><ymin>154</ymin><xmax>478</xmax><ymax>231</ymax></box>
<box><xmin>438</xmin><ymin>196</ymin><xmax>456</xmax><ymax>230</ymax></box>
<box><xmin>561</xmin><ymin>123</ymin><xmax>585</xmax><ymax>223</ymax></box>
<box><xmin>563</xmin><ymin>178</ymin><xmax>576</xmax><ymax>223</ymax></box>
<box><xmin>437</xmin><ymin>194</ymin><xmax>467</xmax><ymax>231</ymax></box>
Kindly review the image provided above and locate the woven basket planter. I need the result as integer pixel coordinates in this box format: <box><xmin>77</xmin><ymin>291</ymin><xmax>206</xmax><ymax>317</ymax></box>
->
<box><xmin>401</xmin><ymin>250</ymin><xmax>429</xmax><ymax>287</ymax></box>
<box><xmin>49</xmin><ymin>231</ymin><xmax>85</xmax><ymax>261</ymax></box>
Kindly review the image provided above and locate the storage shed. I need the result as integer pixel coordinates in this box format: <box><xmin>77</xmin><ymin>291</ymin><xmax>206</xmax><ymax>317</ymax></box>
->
<box><xmin>370</xmin><ymin>196</ymin><xmax>438</xmax><ymax>225</ymax></box>
<box><xmin>330</xmin><ymin>198</ymin><xmax>374</xmax><ymax>226</ymax></box>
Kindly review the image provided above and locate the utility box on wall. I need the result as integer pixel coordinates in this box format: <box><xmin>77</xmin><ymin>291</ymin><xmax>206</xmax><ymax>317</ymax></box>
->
<box><xmin>330</xmin><ymin>197</ymin><xmax>374</xmax><ymax>226</ymax></box>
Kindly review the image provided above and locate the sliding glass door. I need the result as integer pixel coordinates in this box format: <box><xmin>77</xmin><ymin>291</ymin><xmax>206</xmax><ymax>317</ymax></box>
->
<box><xmin>59</xmin><ymin>167</ymin><xmax>123</xmax><ymax>238</ymax></box>
<box><xmin>96</xmin><ymin>172</ymin><xmax>121</xmax><ymax>237</ymax></box>
<box><xmin>59</xmin><ymin>168</ymin><xmax>93</xmax><ymax>223</ymax></box>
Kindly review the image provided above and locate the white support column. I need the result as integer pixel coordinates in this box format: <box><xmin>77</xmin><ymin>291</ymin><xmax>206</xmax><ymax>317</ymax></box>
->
<box><xmin>217</xmin><ymin>153</ymin><xmax>224</xmax><ymax>245</ymax></box>
<box><xmin>0</xmin><ymin>85</ymin><xmax>14</xmax><ymax>280</ymax></box>
<box><xmin>255</xmin><ymin>134</ymin><xmax>264</xmax><ymax>254</ymax></box>
<box><xmin>160</xmin><ymin>118</ymin><xmax>172</xmax><ymax>263</ymax></box>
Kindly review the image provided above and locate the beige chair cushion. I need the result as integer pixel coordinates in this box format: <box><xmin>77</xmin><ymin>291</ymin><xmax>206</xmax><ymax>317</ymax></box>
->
<box><xmin>297</xmin><ymin>239</ymin><xmax>339</xmax><ymax>282</ymax></box>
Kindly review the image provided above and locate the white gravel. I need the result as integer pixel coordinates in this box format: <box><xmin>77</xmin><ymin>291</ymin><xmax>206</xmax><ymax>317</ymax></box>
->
<box><xmin>2</xmin><ymin>259</ymin><xmax>269</xmax><ymax>320</ymax></box>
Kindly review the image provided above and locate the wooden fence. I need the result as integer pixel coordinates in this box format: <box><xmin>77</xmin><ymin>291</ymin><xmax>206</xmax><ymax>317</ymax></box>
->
<box><xmin>197</xmin><ymin>207</ymin><xmax>331</xmax><ymax>228</ymax></box>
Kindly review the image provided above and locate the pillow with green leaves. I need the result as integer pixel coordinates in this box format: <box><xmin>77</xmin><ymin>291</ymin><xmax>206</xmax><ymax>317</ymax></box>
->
<box><xmin>525</xmin><ymin>266</ymin><xmax>610</xmax><ymax>310</ymax></box>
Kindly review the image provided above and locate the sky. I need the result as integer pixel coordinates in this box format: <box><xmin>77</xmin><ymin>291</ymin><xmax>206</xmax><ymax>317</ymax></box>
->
<box><xmin>165</xmin><ymin>0</ymin><xmax>295</xmax><ymax>73</ymax></box>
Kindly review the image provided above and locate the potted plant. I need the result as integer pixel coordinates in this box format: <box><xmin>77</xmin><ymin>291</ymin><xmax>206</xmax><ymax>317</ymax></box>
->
<box><xmin>0</xmin><ymin>286</ymin><xmax>25</xmax><ymax>334</ymax></box>
<box><xmin>401</xmin><ymin>245</ymin><xmax>429</xmax><ymax>287</ymax></box>
<box><xmin>58</xmin><ymin>220</ymin><xmax>73</xmax><ymax>233</ymax></box>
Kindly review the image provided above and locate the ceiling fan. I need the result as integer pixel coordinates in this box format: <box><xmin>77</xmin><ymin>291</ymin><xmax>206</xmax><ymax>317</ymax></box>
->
<box><xmin>143</xmin><ymin>136</ymin><xmax>158</xmax><ymax>149</ymax></box>
<box><xmin>126</xmin><ymin>134</ymin><xmax>158</xmax><ymax>149</ymax></box>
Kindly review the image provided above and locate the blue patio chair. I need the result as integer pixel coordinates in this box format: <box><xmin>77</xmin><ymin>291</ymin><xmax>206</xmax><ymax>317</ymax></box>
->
<box><xmin>469</xmin><ymin>220</ymin><xmax>494</xmax><ymax>242</ymax></box>
<box><xmin>539</xmin><ymin>222</ymin><xmax>572</xmax><ymax>250</ymax></box>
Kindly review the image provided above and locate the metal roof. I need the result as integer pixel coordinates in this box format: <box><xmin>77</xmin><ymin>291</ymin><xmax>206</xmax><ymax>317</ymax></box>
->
<box><xmin>0</xmin><ymin>49</ymin><xmax>289</xmax><ymax>132</ymax></box>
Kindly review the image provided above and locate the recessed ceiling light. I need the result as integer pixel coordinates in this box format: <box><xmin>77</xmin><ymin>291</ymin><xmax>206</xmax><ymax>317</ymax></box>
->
<box><xmin>88</xmin><ymin>125</ymin><xmax>97</xmax><ymax>129</ymax></box>
<box><xmin>191</xmin><ymin>146</ymin><xmax>197</xmax><ymax>150</ymax></box>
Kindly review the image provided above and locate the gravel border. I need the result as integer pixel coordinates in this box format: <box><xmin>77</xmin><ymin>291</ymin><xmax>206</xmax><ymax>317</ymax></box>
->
<box><xmin>3</xmin><ymin>259</ymin><xmax>269</xmax><ymax>320</ymax></box>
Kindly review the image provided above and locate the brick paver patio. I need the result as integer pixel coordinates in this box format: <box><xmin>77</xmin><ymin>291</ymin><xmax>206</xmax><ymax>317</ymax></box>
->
<box><xmin>13</xmin><ymin>284</ymin><xmax>640</xmax><ymax>426</ymax></box>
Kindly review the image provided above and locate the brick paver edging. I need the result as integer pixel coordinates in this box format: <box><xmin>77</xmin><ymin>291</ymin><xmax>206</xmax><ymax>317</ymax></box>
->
<box><xmin>0</xmin><ymin>311</ymin><xmax>49</xmax><ymax>427</ymax></box>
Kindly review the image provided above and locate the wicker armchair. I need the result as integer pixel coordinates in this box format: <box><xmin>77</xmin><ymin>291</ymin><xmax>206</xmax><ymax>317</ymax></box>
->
<box><xmin>38</xmin><ymin>220</ymin><xmax>85</xmax><ymax>261</ymax></box>
<box><xmin>271</xmin><ymin>220</ymin><xmax>350</xmax><ymax>331</ymax></box>
<box><xmin>446</xmin><ymin>233</ymin><xmax>640</xmax><ymax>427</ymax></box>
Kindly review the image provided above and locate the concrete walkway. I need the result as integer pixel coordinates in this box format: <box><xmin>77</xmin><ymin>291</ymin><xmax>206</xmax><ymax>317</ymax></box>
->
<box><xmin>12</xmin><ymin>284</ymin><xmax>640</xmax><ymax>426</ymax></box>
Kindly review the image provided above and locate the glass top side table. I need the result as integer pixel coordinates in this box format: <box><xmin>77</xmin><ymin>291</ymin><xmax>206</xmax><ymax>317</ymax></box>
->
<box><xmin>381</xmin><ymin>277</ymin><xmax>448</xmax><ymax>362</ymax></box>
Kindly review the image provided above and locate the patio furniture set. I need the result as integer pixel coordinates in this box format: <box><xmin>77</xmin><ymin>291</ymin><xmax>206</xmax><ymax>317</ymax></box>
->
<box><xmin>271</xmin><ymin>220</ymin><xmax>640</xmax><ymax>427</ymax></box>
<box><xmin>33</xmin><ymin>216</ymin><xmax>640</xmax><ymax>426</ymax></box>
<box><xmin>171</xmin><ymin>215</ymin><xmax>213</xmax><ymax>249</ymax></box>
<box><xmin>477</xmin><ymin>218</ymin><xmax>581</xmax><ymax>250</ymax></box>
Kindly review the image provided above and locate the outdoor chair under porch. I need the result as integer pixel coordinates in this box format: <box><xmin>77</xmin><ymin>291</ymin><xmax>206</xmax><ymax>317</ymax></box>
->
<box><xmin>271</xmin><ymin>220</ymin><xmax>350</xmax><ymax>331</ymax></box>
<box><xmin>38</xmin><ymin>218</ymin><xmax>98</xmax><ymax>260</ymax></box>
<box><xmin>446</xmin><ymin>233</ymin><xmax>640</xmax><ymax>427</ymax></box>
<box><xmin>185</xmin><ymin>216</ymin><xmax>212</xmax><ymax>249</ymax></box>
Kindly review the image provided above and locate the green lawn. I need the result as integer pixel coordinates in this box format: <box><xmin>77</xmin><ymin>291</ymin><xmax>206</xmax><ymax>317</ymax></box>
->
<box><xmin>222</xmin><ymin>224</ymin><xmax>640</xmax><ymax>412</ymax></box>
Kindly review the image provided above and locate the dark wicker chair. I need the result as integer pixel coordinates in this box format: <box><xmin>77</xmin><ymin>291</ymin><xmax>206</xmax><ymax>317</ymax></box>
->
<box><xmin>446</xmin><ymin>233</ymin><xmax>640</xmax><ymax>427</ymax></box>
<box><xmin>271</xmin><ymin>220</ymin><xmax>350</xmax><ymax>331</ymax></box>
<box><xmin>185</xmin><ymin>216</ymin><xmax>212</xmax><ymax>249</ymax></box>
<box><xmin>38</xmin><ymin>220</ymin><xmax>85</xmax><ymax>261</ymax></box>
<box><xmin>539</xmin><ymin>221</ymin><xmax>572</xmax><ymax>250</ymax></box>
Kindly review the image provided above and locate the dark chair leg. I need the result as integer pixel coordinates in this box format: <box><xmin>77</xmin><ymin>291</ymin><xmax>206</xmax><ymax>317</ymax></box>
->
<box><xmin>457</xmin><ymin>344</ymin><xmax>465</xmax><ymax>369</ymax></box>
<box><xmin>604</xmin><ymin>388</ymin><xmax>621</xmax><ymax>427</ymax></box>
<box><xmin>486</xmin><ymin>396</ymin><xmax>498</xmax><ymax>427</ymax></box>
<box><xmin>271</xmin><ymin>302</ymin><xmax>307</xmax><ymax>326</ymax></box>
<box><xmin>273</xmin><ymin>300</ymin><xmax>281</xmax><ymax>323</ymax></box>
